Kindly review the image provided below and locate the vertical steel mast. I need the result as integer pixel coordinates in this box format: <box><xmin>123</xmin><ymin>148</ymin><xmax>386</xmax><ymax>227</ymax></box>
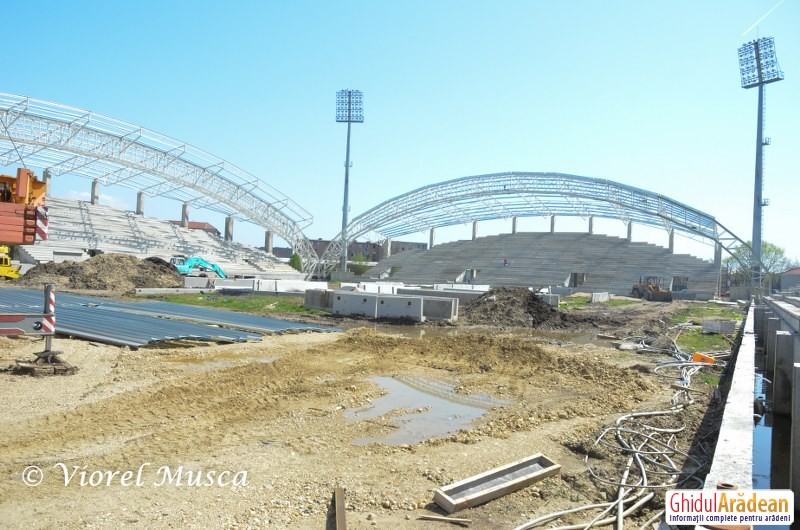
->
<box><xmin>335</xmin><ymin>89</ymin><xmax>364</xmax><ymax>273</ymax></box>
<box><xmin>738</xmin><ymin>37</ymin><xmax>783</xmax><ymax>289</ymax></box>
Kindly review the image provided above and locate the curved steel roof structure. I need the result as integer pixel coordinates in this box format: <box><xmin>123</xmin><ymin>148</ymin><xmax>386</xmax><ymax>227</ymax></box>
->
<box><xmin>0</xmin><ymin>93</ymin><xmax>318</xmax><ymax>270</ymax></box>
<box><xmin>320</xmin><ymin>171</ymin><xmax>752</xmax><ymax>274</ymax></box>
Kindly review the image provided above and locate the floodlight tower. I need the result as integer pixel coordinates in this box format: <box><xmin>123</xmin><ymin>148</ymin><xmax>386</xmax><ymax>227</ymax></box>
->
<box><xmin>336</xmin><ymin>89</ymin><xmax>364</xmax><ymax>273</ymax></box>
<box><xmin>738</xmin><ymin>37</ymin><xmax>783</xmax><ymax>289</ymax></box>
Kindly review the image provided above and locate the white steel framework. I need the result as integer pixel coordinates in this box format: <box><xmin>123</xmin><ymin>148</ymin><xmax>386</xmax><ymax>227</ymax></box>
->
<box><xmin>319</xmin><ymin>172</ymin><xmax>754</xmax><ymax>274</ymax></box>
<box><xmin>0</xmin><ymin>93</ymin><xmax>318</xmax><ymax>271</ymax></box>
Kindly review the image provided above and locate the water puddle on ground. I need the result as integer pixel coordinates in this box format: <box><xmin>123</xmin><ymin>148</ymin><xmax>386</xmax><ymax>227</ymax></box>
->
<box><xmin>161</xmin><ymin>354</ymin><xmax>275</xmax><ymax>371</ymax></box>
<box><xmin>346</xmin><ymin>376</ymin><xmax>509</xmax><ymax>445</ymax></box>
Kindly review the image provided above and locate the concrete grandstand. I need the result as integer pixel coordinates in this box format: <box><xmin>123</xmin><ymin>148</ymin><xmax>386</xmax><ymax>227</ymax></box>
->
<box><xmin>20</xmin><ymin>198</ymin><xmax>303</xmax><ymax>279</ymax></box>
<box><xmin>368</xmin><ymin>232</ymin><xmax>720</xmax><ymax>298</ymax></box>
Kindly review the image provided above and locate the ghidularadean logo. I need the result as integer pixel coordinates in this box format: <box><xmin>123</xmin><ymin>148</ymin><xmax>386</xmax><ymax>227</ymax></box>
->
<box><xmin>666</xmin><ymin>489</ymin><xmax>794</xmax><ymax>525</ymax></box>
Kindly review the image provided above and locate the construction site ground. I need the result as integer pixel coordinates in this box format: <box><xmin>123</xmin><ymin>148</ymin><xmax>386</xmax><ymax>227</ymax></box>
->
<box><xmin>0</xmin><ymin>290</ymin><xmax>728</xmax><ymax>530</ymax></box>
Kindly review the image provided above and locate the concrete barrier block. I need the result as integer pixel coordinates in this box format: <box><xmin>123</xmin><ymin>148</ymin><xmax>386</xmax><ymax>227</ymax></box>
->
<box><xmin>421</xmin><ymin>296</ymin><xmax>458</xmax><ymax>321</ymax></box>
<box><xmin>590</xmin><ymin>292</ymin><xmax>609</xmax><ymax>303</ymax></box>
<box><xmin>702</xmin><ymin>319</ymin><xmax>736</xmax><ymax>335</ymax></box>
<box><xmin>184</xmin><ymin>276</ymin><xmax>213</xmax><ymax>288</ymax></box>
<box><xmin>376</xmin><ymin>295</ymin><xmax>424</xmax><ymax>321</ymax></box>
<box><xmin>274</xmin><ymin>280</ymin><xmax>327</xmax><ymax>293</ymax></box>
<box><xmin>540</xmin><ymin>294</ymin><xmax>559</xmax><ymax>307</ymax></box>
<box><xmin>304</xmin><ymin>289</ymin><xmax>333</xmax><ymax>311</ymax></box>
<box><xmin>332</xmin><ymin>291</ymin><xmax>378</xmax><ymax>318</ymax></box>
<box><xmin>213</xmin><ymin>278</ymin><xmax>255</xmax><ymax>290</ymax></box>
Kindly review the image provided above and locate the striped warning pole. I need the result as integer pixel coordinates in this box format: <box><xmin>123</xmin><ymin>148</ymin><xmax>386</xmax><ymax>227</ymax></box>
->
<box><xmin>35</xmin><ymin>207</ymin><xmax>49</xmax><ymax>241</ymax></box>
<box><xmin>42</xmin><ymin>284</ymin><xmax>55</xmax><ymax>351</ymax></box>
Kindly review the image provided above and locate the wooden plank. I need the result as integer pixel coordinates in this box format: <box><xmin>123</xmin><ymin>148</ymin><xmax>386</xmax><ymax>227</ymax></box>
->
<box><xmin>433</xmin><ymin>453</ymin><xmax>560</xmax><ymax>514</ymax></box>
<box><xmin>419</xmin><ymin>514</ymin><xmax>472</xmax><ymax>522</ymax></box>
<box><xmin>334</xmin><ymin>486</ymin><xmax>347</xmax><ymax>530</ymax></box>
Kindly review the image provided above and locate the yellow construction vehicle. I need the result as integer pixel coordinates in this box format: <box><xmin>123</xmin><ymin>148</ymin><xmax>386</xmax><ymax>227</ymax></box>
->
<box><xmin>0</xmin><ymin>168</ymin><xmax>47</xmax><ymax>245</ymax></box>
<box><xmin>0</xmin><ymin>168</ymin><xmax>48</xmax><ymax>280</ymax></box>
<box><xmin>631</xmin><ymin>276</ymin><xmax>673</xmax><ymax>302</ymax></box>
<box><xmin>0</xmin><ymin>245</ymin><xmax>20</xmax><ymax>279</ymax></box>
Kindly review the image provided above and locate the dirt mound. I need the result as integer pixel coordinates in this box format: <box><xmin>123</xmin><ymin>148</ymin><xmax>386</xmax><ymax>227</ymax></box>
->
<box><xmin>460</xmin><ymin>287</ymin><xmax>567</xmax><ymax>328</ymax></box>
<box><xmin>460</xmin><ymin>287</ymin><xmax>624</xmax><ymax>330</ymax></box>
<box><xmin>15</xmin><ymin>254</ymin><xmax>184</xmax><ymax>292</ymax></box>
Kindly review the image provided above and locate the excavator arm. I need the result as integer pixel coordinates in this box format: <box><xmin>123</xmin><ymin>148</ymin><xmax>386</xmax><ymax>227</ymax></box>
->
<box><xmin>171</xmin><ymin>256</ymin><xmax>227</xmax><ymax>279</ymax></box>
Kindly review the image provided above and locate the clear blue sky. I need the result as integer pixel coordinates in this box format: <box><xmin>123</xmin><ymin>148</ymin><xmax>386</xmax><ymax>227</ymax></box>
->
<box><xmin>3</xmin><ymin>0</ymin><xmax>798</xmax><ymax>262</ymax></box>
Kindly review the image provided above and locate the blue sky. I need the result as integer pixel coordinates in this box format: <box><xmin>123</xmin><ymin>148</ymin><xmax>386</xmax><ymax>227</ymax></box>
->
<box><xmin>3</xmin><ymin>1</ymin><xmax>798</xmax><ymax>262</ymax></box>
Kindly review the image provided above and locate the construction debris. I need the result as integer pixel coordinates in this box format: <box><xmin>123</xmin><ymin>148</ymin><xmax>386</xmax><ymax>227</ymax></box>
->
<box><xmin>433</xmin><ymin>453</ymin><xmax>561</xmax><ymax>514</ymax></box>
<box><xmin>418</xmin><ymin>514</ymin><xmax>473</xmax><ymax>525</ymax></box>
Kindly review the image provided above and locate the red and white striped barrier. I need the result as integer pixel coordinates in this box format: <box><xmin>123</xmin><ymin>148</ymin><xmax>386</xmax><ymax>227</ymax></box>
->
<box><xmin>35</xmin><ymin>207</ymin><xmax>48</xmax><ymax>241</ymax></box>
<box><xmin>42</xmin><ymin>286</ymin><xmax>56</xmax><ymax>334</ymax></box>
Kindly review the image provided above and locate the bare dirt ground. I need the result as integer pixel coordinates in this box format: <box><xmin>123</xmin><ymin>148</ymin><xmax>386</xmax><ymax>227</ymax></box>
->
<box><xmin>0</xmin><ymin>294</ymin><xmax>726</xmax><ymax>530</ymax></box>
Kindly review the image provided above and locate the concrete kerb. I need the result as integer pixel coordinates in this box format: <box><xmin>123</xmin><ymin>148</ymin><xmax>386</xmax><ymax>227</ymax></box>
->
<box><xmin>703</xmin><ymin>302</ymin><xmax>755</xmax><ymax>490</ymax></box>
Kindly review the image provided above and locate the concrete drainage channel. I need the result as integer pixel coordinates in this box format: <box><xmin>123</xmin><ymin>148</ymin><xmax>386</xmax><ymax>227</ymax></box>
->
<box><xmin>0</xmin><ymin>287</ymin><xmax>340</xmax><ymax>347</ymax></box>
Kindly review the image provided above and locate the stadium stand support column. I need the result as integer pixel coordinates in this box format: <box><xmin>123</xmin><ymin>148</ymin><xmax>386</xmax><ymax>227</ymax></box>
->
<box><xmin>550</xmin><ymin>215</ymin><xmax>555</xmax><ymax>233</ymax></box>
<box><xmin>512</xmin><ymin>216</ymin><xmax>517</xmax><ymax>234</ymax></box>
<box><xmin>181</xmin><ymin>202</ymin><xmax>190</xmax><ymax>228</ymax></box>
<box><xmin>588</xmin><ymin>215</ymin><xmax>594</xmax><ymax>235</ymax></box>
<box><xmin>136</xmin><ymin>192</ymin><xmax>145</xmax><ymax>215</ymax></box>
<box><xmin>225</xmin><ymin>216</ymin><xmax>234</xmax><ymax>242</ymax></box>
<box><xmin>264</xmin><ymin>231</ymin><xmax>273</xmax><ymax>254</ymax></box>
<box><xmin>43</xmin><ymin>169</ymin><xmax>51</xmax><ymax>195</ymax></box>
<box><xmin>91</xmin><ymin>179</ymin><xmax>100</xmax><ymax>205</ymax></box>
<box><xmin>714</xmin><ymin>242</ymin><xmax>722</xmax><ymax>269</ymax></box>
<box><xmin>429</xmin><ymin>228</ymin><xmax>435</xmax><ymax>249</ymax></box>
<box><xmin>626</xmin><ymin>221</ymin><xmax>633</xmax><ymax>242</ymax></box>
<box><xmin>669</xmin><ymin>229</ymin><xmax>675</xmax><ymax>253</ymax></box>
<box><xmin>383</xmin><ymin>238</ymin><xmax>391</xmax><ymax>258</ymax></box>
<box><xmin>472</xmin><ymin>221</ymin><xmax>478</xmax><ymax>240</ymax></box>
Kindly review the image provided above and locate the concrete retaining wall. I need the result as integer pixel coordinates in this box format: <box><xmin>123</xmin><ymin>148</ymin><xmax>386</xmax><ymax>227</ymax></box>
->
<box><xmin>377</xmin><ymin>295</ymin><xmax>423</xmax><ymax>321</ymax></box>
<box><xmin>304</xmin><ymin>289</ymin><xmax>458</xmax><ymax>321</ymax></box>
<box><xmin>332</xmin><ymin>291</ymin><xmax>378</xmax><ymax>318</ymax></box>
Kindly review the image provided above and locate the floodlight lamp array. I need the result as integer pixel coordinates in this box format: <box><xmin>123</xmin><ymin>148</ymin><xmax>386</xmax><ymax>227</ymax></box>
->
<box><xmin>738</xmin><ymin>37</ymin><xmax>784</xmax><ymax>89</ymax></box>
<box><xmin>335</xmin><ymin>90</ymin><xmax>364</xmax><ymax>122</ymax></box>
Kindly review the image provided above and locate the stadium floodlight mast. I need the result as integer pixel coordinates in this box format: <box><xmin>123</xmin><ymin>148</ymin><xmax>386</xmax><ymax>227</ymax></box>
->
<box><xmin>738</xmin><ymin>37</ymin><xmax>783</xmax><ymax>290</ymax></box>
<box><xmin>335</xmin><ymin>89</ymin><xmax>364</xmax><ymax>274</ymax></box>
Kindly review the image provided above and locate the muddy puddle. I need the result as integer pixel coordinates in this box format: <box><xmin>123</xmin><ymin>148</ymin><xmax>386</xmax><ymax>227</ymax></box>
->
<box><xmin>346</xmin><ymin>376</ymin><xmax>509</xmax><ymax>445</ymax></box>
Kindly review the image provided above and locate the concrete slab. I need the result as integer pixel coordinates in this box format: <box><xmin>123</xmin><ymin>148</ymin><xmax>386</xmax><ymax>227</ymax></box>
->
<box><xmin>590</xmin><ymin>292</ymin><xmax>609</xmax><ymax>303</ymax></box>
